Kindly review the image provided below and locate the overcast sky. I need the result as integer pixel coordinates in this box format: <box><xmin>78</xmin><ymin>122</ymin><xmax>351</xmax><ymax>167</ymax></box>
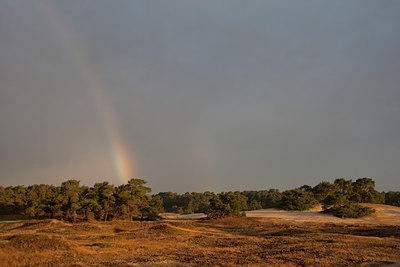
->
<box><xmin>1</xmin><ymin>0</ymin><xmax>399</xmax><ymax>193</ymax></box>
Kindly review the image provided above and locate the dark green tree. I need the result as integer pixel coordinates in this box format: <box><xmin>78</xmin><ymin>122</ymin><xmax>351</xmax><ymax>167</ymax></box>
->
<box><xmin>206</xmin><ymin>192</ymin><xmax>247</xmax><ymax>219</ymax></box>
<box><xmin>334</xmin><ymin>178</ymin><xmax>353</xmax><ymax>196</ymax></box>
<box><xmin>351</xmin><ymin>178</ymin><xmax>384</xmax><ymax>203</ymax></box>
<box><xmin>280</xmin><ymin>188</ymin><xmax>318</xmax><ymax>211</ymax></box>
<box><xmin>206</xmin><ymin>195</ymin><xmax>229</xmax><ymax>219</ymax></box>
<box><xmin>59</xmin><ymin>180</ymin><xmax>82</xmax><ymax>222</ymax></box>
<box><xmin>115</xmin><ymin>178</ymin><xmax>151</xmax><ymax>221</ymax></box>
<box><xmin>385</xmin><ymin>191</ymin><xmax>400</xmax><ymax>207</ymax></box>
<box><xmin>88</xmin><ymin>182</ymin><xmax>116</xmax><ymax>221</ymax></box>
<box><xmin>312</xmin><ymin>181</ymin><xmax>337</xmax><ymax>202</ymax></box>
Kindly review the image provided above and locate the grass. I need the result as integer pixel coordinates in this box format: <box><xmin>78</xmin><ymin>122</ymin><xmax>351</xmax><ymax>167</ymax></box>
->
<box><xmin>0</xmin><ymin>217</ymin><xmax>399</xmax><ymax>266</ymax></box>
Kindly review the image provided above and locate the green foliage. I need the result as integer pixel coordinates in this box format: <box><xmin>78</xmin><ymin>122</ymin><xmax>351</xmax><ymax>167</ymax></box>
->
<box><xmin>59</xmin><ymin>180</ymin><xmax>82</xmax><ymax>222</ymax></box>
<box><xmin>0</xmin><ymin>177</ymin><xmax>389</xmax><ymax>222</ymax></box>
<box><xmin>88</xmin><ymin>182</ymin><xmax>115</xmax><ymax>221</ymax></box>
<box><xmin>205</xmin><ymin>195</ymin><xmax>227</xmax><ymax>219</ymax></box>
<box><xmin>157</xmin><ymin>188</ymin><xmax>283</xmax><ymax>215</ymax></box>
<box><xmin>0</xmin><ymin>178</ymin><xmax>156</xmax><ymax>222</ymax></box>
<box><xmin>155</xmin><ymin>191</ymin><xmax>214</xmax><ymax>214</ymax></box>
<box><xmin>385</xmin><ymin>191</ymin><xmax>400</xmax><ymax>207</ymax></box>
<box><xmin>145</xmin><ymin>195</ymin><xmax>164</xmax><ymax>220</ymax></box>
<box><xmin>248</xmin><ymin>199</ymin><xmax>262</xmax><ymax>210</ymax></box>
<box><xmin>322</xmin><ymin>192</ymin><xmax>349</xmax><ymax>210</ymax></box>
<box><xmin>313</xmin><ymin>178</ymin><xmax>383</xmax><ymax>218</ymax></box>
<box><xmin>350</xmin><ymin>178</ymin><xmax>384</xmax><ymax>204</ymax></box>
<box><xmin>115</xmin><ymin>178</ymin><xmax>152</xmax><ymax>221</ymax></box>
<box><xmin>334</xmin><ymin>178</ymin><xmax>353</xmax><ymax>196</ymax></box>
<box><xmin>241</xmin><ymin>189</ymin><xmax>282</xmax><ymax>209</ymax></box>
<box><xmin>312</xmin><ymin>181</ymin><xmax>336</xmax><ymax>202</ymax></box>
<box><xmin>335</xmin><ymin>204</ymin><xmax>375</xmax><ymax>218</ymax></box>
<box><xmin>80</xmin><ymin>198</ymin><xmax>101</xmax><ymax>221</ymax></box>
<box><xmin>220</xmin><ymin>192</ymin><xmax>248</xmax><ymax>215</ymax></box>
<box><xmin>206</xmin><ymin>192</ymin><xmax>248</xmax><ymax>219</ymax></box>
<box><xmin>312</xmin><ymin>178</ymin><xmax>385</xmax><ymax>212</ymax></box>
<box><xmin>280</xmin><ymin>189</ymin><xmax>318</xmax><ymax>211</ymax></box>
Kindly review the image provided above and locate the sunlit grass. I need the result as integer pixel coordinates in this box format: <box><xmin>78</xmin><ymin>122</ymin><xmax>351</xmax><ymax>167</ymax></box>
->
<box><xmin>0</xmin><ymin>216</ymin><xmax>399</xmax><ymax>266</ymax></box>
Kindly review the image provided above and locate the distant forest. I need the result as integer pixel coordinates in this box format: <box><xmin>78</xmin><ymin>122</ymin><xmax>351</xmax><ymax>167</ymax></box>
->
<box><xmin>1</xmin><ymin>177</ymin><xmax>399</xmax><ymax>221</ymax></box>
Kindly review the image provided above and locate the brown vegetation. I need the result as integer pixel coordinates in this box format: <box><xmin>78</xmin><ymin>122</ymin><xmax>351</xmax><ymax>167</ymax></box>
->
<box><xmin>1</xmin><ymin>207</ymin><xmax>400</xmax><ymax>266</ymax></box>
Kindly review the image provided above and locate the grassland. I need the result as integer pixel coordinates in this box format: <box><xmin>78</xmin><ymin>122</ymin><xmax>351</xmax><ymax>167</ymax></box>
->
<box><xmin>1</xmin><ymin>205</ymin><xmax>400</xmax><ymax>266</ymax></box>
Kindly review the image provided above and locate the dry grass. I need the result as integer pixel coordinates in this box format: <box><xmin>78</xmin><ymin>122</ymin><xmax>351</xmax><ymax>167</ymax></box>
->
<box><xmin>0</xmin><ymin>214</ymin><xmax>399</xmax><ymax>266</ymax></box>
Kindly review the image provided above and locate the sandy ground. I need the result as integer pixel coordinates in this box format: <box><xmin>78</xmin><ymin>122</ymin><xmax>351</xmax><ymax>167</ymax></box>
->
<box><xmin>161</xmin><ymin>204</ymin><xmax>400</xmax><ymax>225</ymax></box>
<box><xmin>1</xmin><ymin>205</ymin><xmax>400</xmax><ymax>266</ymax></box>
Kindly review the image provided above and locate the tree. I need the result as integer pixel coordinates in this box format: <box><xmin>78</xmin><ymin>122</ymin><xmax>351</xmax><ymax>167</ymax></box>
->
<box><xmin>312</xmin><ymin>181</ymin><xmax>336</xmax><ymax>202</ymax></box>
<box><xmin>322</xmin><ymin>192</ymin><xmax>349</xmax><ymax>210</ymax></box>
<box><xmin>280</xmin><ymin>188</ymin><xmax>318</xmax><ymax>211</ymax></box>
<box><xmin>334</xmin><ymin>178</ymin><xmax>353</xmax><ymax>196</ymax></box>
<box><xmin>351</xmin><ymin>178</ymin><xmax>384</xmax><ymax>203</ymax></box>
<box><xmin>264</xmin><ymin>189</ymin><xmax>282</xmax><ymax>208</ymax></box>
<box><xmin>88</xmin><ymin>182</ymin><xmax>116</xmax><ymax>221</ymax></box>
<box><xmin>155</xmin><ymin>192</ymin><xmax>179</xmax><ymax>212</ymax></box>
<box><xmin>115</xmin><ymin>178</ymin><xmax>152</xmax><ymax>221</ymax></box>
<box><xmin>206</xmin><ymin>192</ymin><xmax>247</xmax><ymax>219</ymax></box>
<box><xmin>206</xmin><ymin>195</ymin><xmax>229</xmax><ymax>219</ymax></box>
<box><xmin>80</xmin><ymin>198</ymin><xmax>101</xmax><ymax>221</ymax></box>
<box><xmin>140</xmin><ymin>195</ymin><xmax>163</xmax><ymax>220</ymax></box>
<box><xmin>59</xmin><ymin>180</ymin><xmax>82</xmax><ymax>222</ymax></box>
<box><xmin>221</xmin><ymin>192</ymin><xmax>248</xmax><ymax>215</ymax></box>
<box><xmin>385</xmin><ymin>191</ymin><xmax>400</xmax><ymax>207</ymax></box>
<box><xmin>299</xmin><ymin>185</ymin><xmax>313</xmax><ymax>192</ymax></box>
<box><xmin>24</xmin><ymin>184</ymin><xmax>54</xmax><ymax>218</ymax></box>
<box><xmin>248</xmin><ymin>199</ymin><xmax>262</xmax><ymax>210</ymax></box>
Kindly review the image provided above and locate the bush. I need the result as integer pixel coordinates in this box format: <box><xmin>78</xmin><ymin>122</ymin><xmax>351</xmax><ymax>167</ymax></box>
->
<box><xmin>335</xmin><ymin>204</ymin><xmax>375</xmax><ymax>218</ymax></box>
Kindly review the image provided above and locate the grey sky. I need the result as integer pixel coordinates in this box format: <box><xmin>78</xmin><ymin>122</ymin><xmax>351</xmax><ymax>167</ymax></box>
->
<box><xmin>1</xmin><ymin>0</ymin><xmax>399</xmax><ymax>192</ymax></box>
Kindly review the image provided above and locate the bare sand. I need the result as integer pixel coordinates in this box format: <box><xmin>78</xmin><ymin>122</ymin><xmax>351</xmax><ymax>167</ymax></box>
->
<box><xmin>161</xmin><ymin>204</ymin><xmax>400</xmax><ymax>225</ymax></box>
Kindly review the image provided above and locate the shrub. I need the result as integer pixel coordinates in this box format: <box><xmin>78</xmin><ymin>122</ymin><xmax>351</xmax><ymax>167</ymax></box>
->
<box><xmin>335</xmin><ymin>204</ymin><xmax>375</xmax><ymax>218</ymax></box>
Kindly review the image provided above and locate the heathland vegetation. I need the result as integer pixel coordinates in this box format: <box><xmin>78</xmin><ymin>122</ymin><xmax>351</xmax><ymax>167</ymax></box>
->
<box><xmin>2</xmin><ymin>215</ymin><xmax>400</xmax><ymax>266</ymax></box>
<box><xmin>1</xmin><ymin>177</ymin><xmax>399</xmax><ymax>221</ymax></box>
<box><xmin>1</xmin><ymin>177</ymin><xmax>400</xmax><ymax>266</ymax></box>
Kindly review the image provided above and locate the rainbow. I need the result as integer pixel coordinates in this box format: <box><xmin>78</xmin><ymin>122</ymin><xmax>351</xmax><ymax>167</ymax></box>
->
<box><xmin>34</xmin><ymin>0</ymin><xmax>136</xmax><ymax>184</ymax></box>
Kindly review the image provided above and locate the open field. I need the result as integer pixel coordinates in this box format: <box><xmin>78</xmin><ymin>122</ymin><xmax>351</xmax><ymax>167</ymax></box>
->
<box><xmin>162</xmin><ymin>204</ymin><xmax>400</xmax><ymax>224</ymax></box>
<box><xmin>1</xmin><ymin>204</ymin><xmax>400</xmax><ymax>266</ymax></box>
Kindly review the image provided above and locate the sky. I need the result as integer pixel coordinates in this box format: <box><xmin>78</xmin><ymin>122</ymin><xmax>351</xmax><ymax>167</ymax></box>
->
<box><xmin>1</xmin><ymin>0</ymin><xmax>399</xmax><ymax>193</ymax></box>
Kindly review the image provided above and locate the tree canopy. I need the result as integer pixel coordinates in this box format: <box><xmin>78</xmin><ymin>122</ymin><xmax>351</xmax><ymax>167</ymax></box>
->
<box><xmin>0</xmin><ymin>179</ymin><xmax>160</xmax><ymax>222</ymax></box>
<box><xmin>0</xmin><ymin>177</ymin><xmax>397</xmax><ymax>221</ymax></box>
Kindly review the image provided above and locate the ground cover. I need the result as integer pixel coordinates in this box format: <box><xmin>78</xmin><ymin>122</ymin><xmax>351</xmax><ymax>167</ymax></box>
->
<box><xmin>0</xmin><ymin>204</ymin><xmax>399</xmax><ymax>266</ymax></box>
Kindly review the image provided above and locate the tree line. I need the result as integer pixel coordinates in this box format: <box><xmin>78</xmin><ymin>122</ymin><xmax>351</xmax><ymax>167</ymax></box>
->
<box><xmin>154</xmin><ymin>188</ymin><xmax>282</xmax><ymax>214</ymax></box>
<box><xmin>156</xmin><ymin>178</ymin><xmax>398</xmax><ymax>218</ymax></box>
<box><xmin>0</xmin><ymin>179</ymin><xmax>162</xmax><ymax>222</ymax></box>
<box><xmin>1</xmin><ymin>177</ymin><xmax>399</xmax><ymax>221</ymax></box>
